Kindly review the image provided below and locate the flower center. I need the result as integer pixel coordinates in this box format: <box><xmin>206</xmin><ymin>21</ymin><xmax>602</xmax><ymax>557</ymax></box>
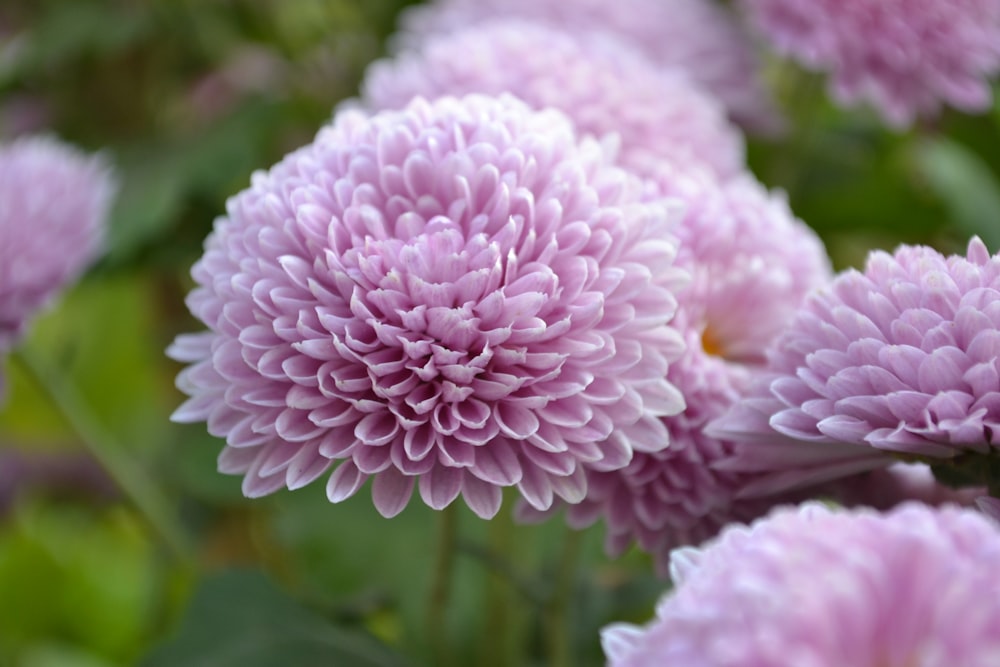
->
<box><xmin>700</xmin><ymin>326</ymin><xmax>725</xmax><ymax>358</ymax></box>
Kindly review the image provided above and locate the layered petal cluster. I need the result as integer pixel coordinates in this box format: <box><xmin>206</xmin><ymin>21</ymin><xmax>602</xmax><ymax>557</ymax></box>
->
<box><xmin>0</xmin><ymin>136</ymin><xmax>114</xmax><ymax>350</ymax></box>
<box><xmin>362</xmin><ymin>20</ymin><xmax>744</xmax><ymax>179</ymax></box>
<box><xmin>170</xmin><ymin>94</ymin><xmax>688</xmax><ymax>520</ymax></box>
<box><xmin>522</xmin><ymin>164</ymin><xmax>831</xmax><ymax>571</ymax></box>
<box><xmin>603</xmin><ymin>502</ymin><xmax>1000</xmax><ymax>666</ymax></box>
<box><xmin>395</xmin><ymin>0</ymin><xmax>779</xmax><ymax>131</ymax></box>
<box><xmin>741</xmin><ymin>0</ymin><xmax>1000</xmax><ymax>126</ymax></box>
<box><xmin>710</xmin><ymin>238</ymin><xmax>1000</xmax><ymax>498</ymax></box>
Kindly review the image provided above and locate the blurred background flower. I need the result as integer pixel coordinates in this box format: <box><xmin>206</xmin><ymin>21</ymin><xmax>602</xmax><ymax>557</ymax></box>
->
<box><xmin>740</xmin><ymin>0</ymin><xmax>1000</xmax><ymax>127</ymax></box>
<box><xmin>604</xmin><ymin>502</ymin><xmax>1000</xmax><ymax>666</ymax></box>
<box><xmin>361</xmin><ymin>19</ymin><xmax>745</xmax><ymax>179</ymax></box>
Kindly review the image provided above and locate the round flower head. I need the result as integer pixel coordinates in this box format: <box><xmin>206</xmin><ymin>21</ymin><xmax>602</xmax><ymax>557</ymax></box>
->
<box><xmin>520</xmin><ymin>164</ymin><xmax>832</xmax><ymax>571</ymax></box>
<box><xmin>710</xmin><ymin>237</ymin><xmax>1000</xmax><ymax>498</ymax></box>
<box><xmin>361</xmin><ymin>20</ymin><xmax>744</xmax><ymax>179</ymax></box>
<box><xmin>169</xmin><ymin>94</ymin><xmax>688</xmax><ymax>519</ymax></box>
<box><xmin>603</xmin><ymin>502</ymin><xmax>1000</xmax><ymax>666</ymax></box>
<box><xmin>395</xmin><ymin>0</ymin><xmax>780</xmax><ymax>132</ymax></box>
<box><xmin>0</xmin><ymin>136</ymin><xmax>114</xmax><ymax>349</ymax></box>
<box><xmin>741</xmin><ymin>0</ymin><xmax>1000</xmax><ymax>127</ymax></box>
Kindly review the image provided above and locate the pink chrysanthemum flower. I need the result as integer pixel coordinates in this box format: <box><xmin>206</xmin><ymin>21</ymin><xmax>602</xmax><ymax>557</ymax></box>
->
<box><xmin>603</xmin><ymin>502</ymin><xmax>1000</xmax><ymax>666</ymax></box>
<box><xmin>520</xmin><ymin>164</ymin><xmax>831</xmax><ymax>571</ymax></box>
<box><xmin>395</xmin><ymin>0</ymin><xmax>779</xmax><ymax>132</ymax></box>
<box><xmin>741</xmin><ymin>0</ymin><xmax>1000</xmax><ymax>127</ymax></box>
<box><xmin>361</xmin><ymin>20</ymin><xmax>744</xmax><ymax>179</ymax></box>
<box><xmin>710</xmin><ymin>237</ymin><xmax>1000</xmax><ymax>498</ymax></box>
<box><xmin>169</xmin><ymin>94</ymin><xmax>688</xmax><ymax>519</ymax></box>
<box><xmin>0</xmin><ymin>136</ymin><xmax>114</xmax><ymax>350</ymax></box>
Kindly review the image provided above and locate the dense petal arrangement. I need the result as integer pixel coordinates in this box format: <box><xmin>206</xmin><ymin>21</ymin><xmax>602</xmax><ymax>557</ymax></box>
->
<box><xmin>395</xmin><ymin>0</ymin><xmax>779</xmax><ymax>132</ymax></box>
<box><xmin>603</xmin><ymin>502</ymin><xmax>1000</xmax><ymax>666</ymax></box>
<box><xmin>710</xmin><ymin>238</ymin><xmax>1000</xmax><ymax>498</ymax></box>
<box><xmin>362</xmin><ymin>20</ymin><xmax>744</xmax><ymax>179</ymax></box>
<box><xmin>522</xmin><ymin>164</ymin><xmax>831</xmax><ymax>571</ymax></box>
<box><xmin>0</xmin><ymin>136</ymin><xmax>114</xmax><ymax>350</ymax></box>
<box><xmin>741</xmin><ymin>0</ymin><xmax>1000</xmax><ymax>126</ymax></box>
<box><xmin>169</xmin><ymin>94</ymin><xmax>688</xmax><ymax>519</ymax></box>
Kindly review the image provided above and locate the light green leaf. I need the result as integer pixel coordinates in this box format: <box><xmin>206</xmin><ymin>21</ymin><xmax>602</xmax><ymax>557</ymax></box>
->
<box><xmin>910</xmin><ymin>137</ymin><xmax>1000</xmax><ymax>251</ymax></box>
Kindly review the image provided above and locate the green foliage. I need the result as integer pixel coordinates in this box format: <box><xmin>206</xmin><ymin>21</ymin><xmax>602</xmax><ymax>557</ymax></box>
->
<box><xmin>909</xmin><ymin>136</ymin><xmax>1000</xmax><ymax>252</ymax></box>
<box><xmin>0</xmin><ymin>502</ymin><xmax>158</xmax><ymax>664</ymax></box>
<box><xmin>141</xmin><ymin>570</ymin><xmax>410</xmax><ymax>667</ymax></box>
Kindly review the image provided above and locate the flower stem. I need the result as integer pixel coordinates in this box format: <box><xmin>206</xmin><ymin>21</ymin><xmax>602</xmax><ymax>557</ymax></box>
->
<box><xmin>481</xmin><ymin>499</ymin><xmax>517</xmax><ymax>667</ymax></box>
<box><xmin>11</xmin><ymin>347</ymin><xmax>194</xmax><ymax>564</ymax></box>
<box><xmin>545</xmin><ymin>526</ymin><xmax>583</xmax><ymax>667</ymax></box>
<box><xmin>428</xmin><ymin>502</ymin><xmax>459</xmax><ymax>667</ymax></box>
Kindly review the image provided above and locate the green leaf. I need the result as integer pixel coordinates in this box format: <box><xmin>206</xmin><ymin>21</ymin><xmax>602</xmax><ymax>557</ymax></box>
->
<box><xmin>910</xmin><ymin>137</ymin><xmax>1000</xmax><ymax>251</ymax></box>
<box><xmin>141</xmin><ymin>571</ymin><xmax>410</xmax><ymax>667</ymax></box>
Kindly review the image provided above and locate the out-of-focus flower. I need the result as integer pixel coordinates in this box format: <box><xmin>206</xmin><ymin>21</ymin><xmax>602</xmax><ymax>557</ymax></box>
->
<box><xmin>395</xmin><ymin>0</ymin><xmax>780</xmax><ymax>132</ymax></box>
<box><xmin>741</xmin><ymin>0</ymin><xmax>1000</xmax><ymax>127</ymax></box>
<box><xmin>520</xmin><ymin>164</ymin><xmax>831</xmax><ymax>571</ymax></box>
<box><xmin>169</xmin><ymin>94</ymin><xmax>688</xmax><ymax>520</ymax></box>
<box><xmin>603</xmin><ymin>502</ymin><xmax>1000</xmax><ymax>666</ymax></box>
<box><xmin>361</xmin><ymin>20</ymin><xmax>744</xmax><ymax>179</ymax></box>
<box><xmin>710</xmin><ymin>238</ymin><xmax>1000</xmax><ymax>498</ymax></box>
<box><xmin>0</xmin><ymin>136</ymin><xmax>114</xmax><ymax>350</ymax></box>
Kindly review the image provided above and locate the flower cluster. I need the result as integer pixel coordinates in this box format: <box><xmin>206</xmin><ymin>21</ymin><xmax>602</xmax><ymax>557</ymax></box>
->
<box><xmin>395</xmin><ymin>0</ymin><xmax>779</xmax><ymax>132</ymax></box>
<box><xmin>170</xmin><ymin>94</ymin><xmax>688</xmax><ymax>519</ymax></box>
<box><xmin>361</xmin><ymin>20</ymin><xmax>744</xmax><ymax>179</ymax></box>
<box><xmin>741</xmin><ymin>0</ymin><xmax>1000</xmax><ymax>126</ymax></box>
<box><xmin>604</xmin><ymin>502</ymin><xmax>1000</xmax><ymax>666</ymax></box>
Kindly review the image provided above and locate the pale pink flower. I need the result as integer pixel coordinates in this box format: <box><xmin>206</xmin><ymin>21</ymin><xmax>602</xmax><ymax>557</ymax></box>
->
<box><xmin>396</xmin><ymin>0</ymin><xmax>780</xmax><ymax>131</ymax></box>
<box><xmin>604</xmin><ymin>502</ymin><xmax>1000</xmax><ymax>666</ymax></box>
<box><xmin>362</xmin><ymin>20</ymin><xmax>744</xmax><ymax>179</ymax></box>
<box><xmin>0</xmin><ymin>136</ymin><xmax>114</xmax><ymax>349</ymax></box>
<box><xmin>170</xmin><ymin>95</ymin><xmax>687</xmax><ymax>519</ymax></box>
<box><xmin>741</xmin><ymin>0</ymin><xmax>1000</xmax><ymax>126</ymax></box>
<box><xmin>710</xmin><ymin>238</ymin><xmax>1000</xmax><ymax>498</ymax></box>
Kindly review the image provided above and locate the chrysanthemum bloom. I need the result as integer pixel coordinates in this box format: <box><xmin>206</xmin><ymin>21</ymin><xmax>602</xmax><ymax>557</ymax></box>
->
<box><xmin>741</xmin><ymin>0</ymin><xmax>1000</xmax><ymax>127</ymax></box>
<box><xmin>169</xmin><ymin>94</ymin><xmax>688</xmax><ymax>519</ymax></box>
<box><xmin>710</xmin><ymin>237</ymin><xmax>1000</xmax><ymax>498</ymax></box>
<box><xmin>519</xmin><ymin>164</ymin><xmax>831</xmax><ymax>571</ymax></box>
<box><xmin>603</xmin><ymin>502</ymin><xmax>1000</xmax><ymax>666</ymax></box>
<box><xmin>361</xmin><ymin>20</ymin><xmax>744</xmax><ymax>180</ymax></box>
<box><xmin>395</xmin><ymin>0</ymin><xmax>779</xmax><ymax>132</ymax></box>
<box><xmin>0</xmin><ymin>136</ymin><xmax>114</xmax><ymax>350</ymax></box>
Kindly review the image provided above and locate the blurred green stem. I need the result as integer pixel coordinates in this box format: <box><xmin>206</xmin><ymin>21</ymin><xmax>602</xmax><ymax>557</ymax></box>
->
<box><xmin>481</xmin><ymin>498</ymin><xmax>517</xmax><ymax>667</ymax></box>
<box><xmin>545</xmin><ymin>527</ymin><xmax>583</xmax><ymax>667</ymax></box>
<box><xmin>12</xmin><ymin>347</ymin><xmax>194</xmax><ymax>564</ymax></box>
<box><xmin>428</xmin><ymin>502</ymin><xmax>458</xmax><ymax>667</ymax></box>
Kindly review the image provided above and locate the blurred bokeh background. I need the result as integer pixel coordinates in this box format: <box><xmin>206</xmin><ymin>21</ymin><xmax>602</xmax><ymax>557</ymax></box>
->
<box><xmin>1</xmin><ymin>1</ymin><xmax>999</xmax><ymax>666</ymax></box>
